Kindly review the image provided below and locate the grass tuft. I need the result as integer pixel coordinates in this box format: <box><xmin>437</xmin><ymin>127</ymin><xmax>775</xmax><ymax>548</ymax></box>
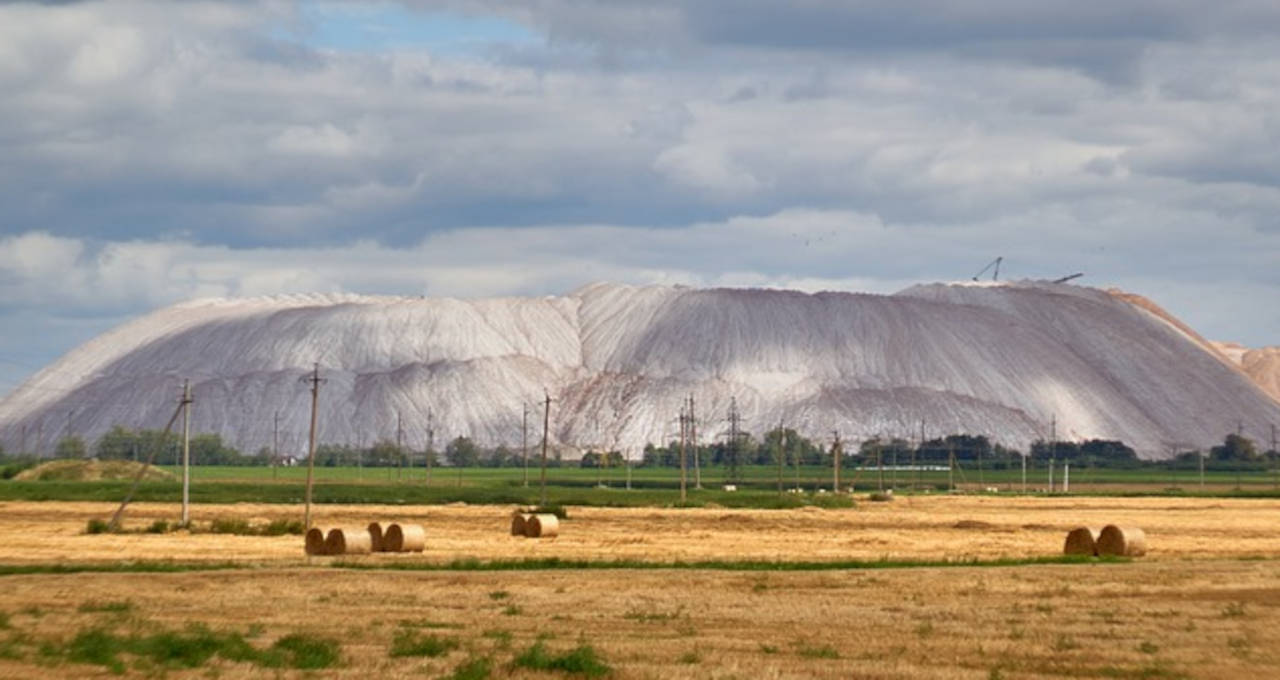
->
<box><xmin>445</xmin><ymin>654</ymin><xmax>493</xmax><ymax>680</ymax></box>
<box><xmin>269</xmin><ymin>633</ymin><xmax>341</xmax><ymax>669</ymax></box>
<box><xmin>797</xmin><ymin>643</ymin><xmax>840</xmax><ymax>659</ymax></box>
<box><xmin>77</xmin><ymin>600</ymin><xmax>133</xmax><ymax>615</ymax></box>
<box><xmin>513</xmin><ymin>641</ymin><xmax>611</xmax><ymax>677</ymax></box>
<box><xmin>390</xmin><ymin>630</ymin><xmax>458</xmax><ymax>658</ymax></box>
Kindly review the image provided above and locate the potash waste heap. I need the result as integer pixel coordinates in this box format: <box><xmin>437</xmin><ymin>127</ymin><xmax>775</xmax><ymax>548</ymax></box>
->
<box><xmin>1</xmin><ymin>280</ymin><xmax>1277</xmax><ymax>460</ymax></box>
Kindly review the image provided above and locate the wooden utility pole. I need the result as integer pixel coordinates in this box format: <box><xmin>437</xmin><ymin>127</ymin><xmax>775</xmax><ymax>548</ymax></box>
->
<box><xmin>522</xmin><ymin>403</ymin><xmax>529</xmax><ymax>487</ymax></box>
<box><xmin>1021</xmin><ymin>449</ymin><xmax>1027</xmax><ymax>494</ymax></box>
<box><xmin>303</xmin><ymin>363</ymin><xmax>322</xmax><ymax>531</ymax></box>
<box><xmin>180</xmin><ymin>380</ymin><xmax>192</xmax><ymax>526</ymax></box>
<box><xmin>832</xmin><ymin>431</ymin><xmax>842</xmax><ymax>493</ymax></box>
<box><xmin>539</xmin><ymin>393</ymin><xmax>550</xmax><ymax>505</ymax></box>
<box><xmin>272</xmin><ymin>410</ymin><xmax>280</xmax><ymax>481</ymax></box>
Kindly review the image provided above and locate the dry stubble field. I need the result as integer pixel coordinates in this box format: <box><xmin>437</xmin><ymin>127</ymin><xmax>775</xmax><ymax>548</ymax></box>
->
<box><xmin>0</xmin><ymin>496</ymin><xmax>1277</xmax><ymax>678</ymax></box>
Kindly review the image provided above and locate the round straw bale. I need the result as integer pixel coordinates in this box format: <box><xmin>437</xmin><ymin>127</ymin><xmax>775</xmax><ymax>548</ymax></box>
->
<box><xmin>525</xmin><ymin>513</ymin><xmax>559</xmax><ymax>539</ymax></box>
<box><xmin>304</xmin><ymin>527</ymin><xmax>329</xmax><ymax>556</ymax></box>
<box><xmin>1097</xmin><ymin>525</ymin><xmax>1146</xmax><ymax>557</ymax></box>
<box><xmin>325</xmin><ymin>527</ymin><xmax>373</xmax><ymax>555</ymax></box>
<box><xmin>511</xmin><ymin>512</ymin><xmax>530</xmax><ymax>536</ymax></box>
<box><xmin>367</xmin><ymin>522</ymin><xmax>385</xmax><ymax>552</ymax></box>
<box><xmin>1063</xmin><ymin>527</ymin><xmax>1101</xmax><ymax>556</ymax></box>
<box><xmin>385</xmin><ymin>523</ymin><xmax>426</xmax><ymax>552</ymax></box>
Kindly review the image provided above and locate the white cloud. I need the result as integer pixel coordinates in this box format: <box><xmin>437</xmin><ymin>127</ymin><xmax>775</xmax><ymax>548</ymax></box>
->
<box><xmin>1</xmin><ymin>0</ymin><xmax>1279</xmax><ymax>393</ymax></box>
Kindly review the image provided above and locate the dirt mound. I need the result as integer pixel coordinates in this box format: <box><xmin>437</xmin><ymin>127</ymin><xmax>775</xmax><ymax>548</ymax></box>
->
<box><xmin>14</xmin><ymin>460</ymin><xmax>176</xmax><ymax>482</ymax></box>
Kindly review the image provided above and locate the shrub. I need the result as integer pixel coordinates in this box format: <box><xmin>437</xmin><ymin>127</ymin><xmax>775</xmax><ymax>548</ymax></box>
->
<box><xmin>84</xmin><ymin>519</ymin><xmax>111</xmax><ymax>535</ymax></box>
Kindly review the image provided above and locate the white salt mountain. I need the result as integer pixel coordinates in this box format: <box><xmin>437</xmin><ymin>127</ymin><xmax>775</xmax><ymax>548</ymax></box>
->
<box><xmin>1</xmin><ymin>281</ymin><xmax>1277</xmax><ymax>460</ymax></box>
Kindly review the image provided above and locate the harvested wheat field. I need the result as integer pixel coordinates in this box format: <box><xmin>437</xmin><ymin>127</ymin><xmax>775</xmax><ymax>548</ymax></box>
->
<box><xmin>0</xmin><ymin>496</ymin><xmax>1278</xmax><ymax>565</ymax></box>
<box><xmin>1</xmin><ymin>559</ymin><xmax>1278</xmax><ymax>678</ymax></box>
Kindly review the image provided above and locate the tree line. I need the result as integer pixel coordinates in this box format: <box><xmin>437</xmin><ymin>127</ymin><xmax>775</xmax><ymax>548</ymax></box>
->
<box><xmin>0</xmin><ymin>426</ymin><xmax>1276</xmax><ymax>473</ymax></box>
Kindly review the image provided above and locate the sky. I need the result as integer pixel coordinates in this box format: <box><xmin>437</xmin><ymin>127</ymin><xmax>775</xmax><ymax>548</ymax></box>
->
<box><xmin>1</xmin><ymin>0</ymin><xmax>1278</xmax><ymax>395</ymax></box>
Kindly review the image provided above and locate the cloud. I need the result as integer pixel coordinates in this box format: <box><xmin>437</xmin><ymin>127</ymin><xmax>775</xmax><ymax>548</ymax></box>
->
<box><xmin>0</xmin><ymin>1</ymin><xmax>1278</xmax><ymax>393</ymax></box>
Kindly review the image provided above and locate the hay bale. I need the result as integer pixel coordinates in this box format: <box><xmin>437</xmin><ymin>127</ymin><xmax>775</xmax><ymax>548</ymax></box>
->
<box><xmin>1063</xmin><ymin>526</ymin><xmax>1101</xmax><ymax>556</ymax></box>
<box><xmin>525</xmin><ymin>513</ymin><xmax>559</xmax><ymax>539</ymax></box>
<box><xmin>1097</xmin><ymin>525</ymin><xmax>1146</xmax><ymax>557</ymax></box>
<box><xmin>385</xmin><ymin>523</ymin><xmax>426</xmax><ymax>553</ymax></box>
<box><xmin>511</xmin><ymin>512</ymin><xmax>530</xmax><ymax>536</ymax></box>
<box><xmin>324</xmin><ymin>527</ymin><xmax>373</xmax><ymax>555</ymax></box>
<box><xmin>367</xmin><ymin>522</ymin><xmax>385</xmax><ymax>552</ymax></box>
<box><xmin>305</xmin><ymin>527</ymin><xmax>328</xmax><ymax>556</ymax></box>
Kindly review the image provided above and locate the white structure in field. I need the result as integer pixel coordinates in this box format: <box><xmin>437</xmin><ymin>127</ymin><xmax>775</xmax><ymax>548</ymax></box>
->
<box><xmin>1</xmin><ymin>281</ymin><xmax>1277</xmax><ymax>459</ymax></box>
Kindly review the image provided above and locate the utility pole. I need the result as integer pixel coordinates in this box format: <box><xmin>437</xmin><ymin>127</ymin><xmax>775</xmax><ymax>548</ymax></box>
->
<box><xmin>776</xmin><ymin>419</ymin><xmax>785</xmax><ymax>495</ymax></box>
<box><xmin>1021</xmin><ymin>450</ymin><xmax>1027</xmax><ymax>494</ymax></box>
<box><xmin>272</xmin><ymin>410</ymin><xmax>280</xmax><ymax>481</ymax></box>
<box><xmin>1063</xmin><ymin>463</ymin><xmax>1070</xmax><ymax>493</ymax></box>
<box><xmin>917</xmin><ymin>420</ymin><xmax>925</xmax><ymax>489</ymax></box>
<box><xmin>832</xmin><ymin>431</ymin><xmax>842</xmax><ymax>493</ymax></box>
<box><xmin>1199</xmin><ymin>446</ymin><xmax>1205</xmax><ymax>490</ymax></box>
<box><xmin>792</xmin><ymin>424</ymin><xmax>800</xmax><ymax>492</ymax></box>
<box><xmin>679</xmin><ymin>407</ymin><xmax>688</xmax><ymax>503</ymax></box>
<box><xmin>426</xmin><ymin>409</ymin><xmax>434</xmax><ymax>487</ymax></box>
<box><xmin>522</xmin><ymin>403</ymin><xmax>529</xmax><ymax>487</ymax></box>
<box><xmin>65</xmin><ymin>409</ymin><xmax>74</xmax><ymax>453</ymax></box>
<box><xmin>947</xmin><ymin>438</ymin><xmax>955</xmax><ymax>493</ymax></box>
<box><xmin>180</xmin><ymin>380</ymin><xmax>192</xmax><ymax>526</ymax></box>
<box><xmin>35</xmin><ymin>419</ymin><xmax>42</xmax><ymax>457</ymax></box>
<box><xmin>877</xmin><ymin>438</ymin><xmax>885</xmax><ymax>492</ymax></box>
<box><xmin>891</xmin><ymin>434</ymin><xmax>898</xmax><ymax>490</ymax></box>
<box><xmin>727</xmin><ymin>397</ymin><xmax>742</xmax><ymax>483</ymax></box>
<box><xmin>539</xmin><ymin>393</ymin><xmax>550</xmax><ymax>505</ymax></box>
<box><xmin>1049</xmin><ymin>415</ymin><xmax>1057</xmax><ymax>494</ymax></box>
<box><xmin>1235</xmin><ymin>421</ymin><xmax>1244</xmax><ymax>490</ymax></box>
<box><xmin>1271</xmin><ymin>424</ymin><xmax>1278</xmax><ymax>490</ymax></box>
<box><xmin>690</xmin><ymin>395</ymin><xmax>702</xmax><ymax>490</ymax></box>
<box><xmin>19</xmin><ymin>424</ymin><xmax>25</xmax><ymax>457</ymax></box>
<box><xmin>303</xmin><ymin>363</ymin><xmax>322</xmax><ymax>531</ymax></box>
<box><xmin>396</xmin><ymin>411</ymin><xmax>404</xmax><ymax>481</ymax></box>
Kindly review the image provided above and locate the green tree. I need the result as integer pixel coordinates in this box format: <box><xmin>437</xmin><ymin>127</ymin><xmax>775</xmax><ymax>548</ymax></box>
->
<box><xmin>368</xmin><ymin>440</ymin><xmax>403</xmax><ymax>467</ymax></box>
<box><xmin>1211</xmin><ymin>434</ymin><xmax>1260</xmax><ymax>463</ymax></box>
<box><xmin>445</xmin><ymin>436</ymin><xmax>480</xmax><ymax>467</ymax></box>
<box><xmin>55</xmin><ymin>435</ymin><xmax>87</xmax><ymax>459</ymax></box>
<box><xmin>95</xmin><ymin>426</ymin><xmax>139</xmax><ymax>461</ymax></box>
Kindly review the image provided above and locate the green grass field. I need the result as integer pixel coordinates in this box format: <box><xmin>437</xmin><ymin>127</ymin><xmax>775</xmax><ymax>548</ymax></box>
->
<box><xmin>1</xmin><ymin>462</ymin><xmax>1278</xmax><ymax>506</ymax></box>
